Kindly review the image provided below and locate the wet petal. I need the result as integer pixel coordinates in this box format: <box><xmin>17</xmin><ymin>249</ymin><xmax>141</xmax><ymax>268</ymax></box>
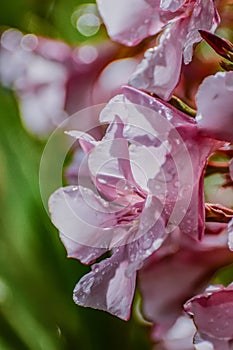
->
<box><xmin>160</xmin><ymin>0</ymin><xmax>186</xmax><ymax>12</ymax></box>
<box><xmin>127</xmin><ymin>198</ymin><xmax>166</xmax><ymax>274</ymax></box>
<box><xmin>66</xmin><ymin>130</ymin><xmax>97</xmax><ymax>154</ymax></box>
<box><xmin>129</xmin><ymin>143</ymin><xmax>168</xmax><ymax>192</ymax></box>
<box><xmin>96</xmin><ymin>0</ymin><xmax>163</xmax><ymax>46</ymax></box>
<box><xmin>196</xmin><ymin>72</ymin><xmax>233</xmax><ymax>143</ymax></box>
<box><xmin>139</xmin><ymin>232</ymin><xmax>233</xmax><ymax>340</ymax></box>
<box><xmin>49</xmin><ymin>185</ymin><xmax>129</xmax><ymax>251</ymax></box>
<box><xmin>59</xmin><ymin>233</ymin><xmax>106</xmax><ymax>264</ymax></box>
<box><xmin>88</xmin><ymin>117</ymin><xmax>138</xmax><ymax>201</ymax></box>
<box><xmin>184</xmin><ymin>284</ymin><xmax>233</xmax><ymax>349</ymax></box>
<box><xmin>183</xmin><ymin>0</ymin><xmax>219</xmax><ymax>64</ymax></box>
<box><xmin>129</xmin><ymin>23</ymin><xmax>183</xmax><ymax>100</ymax></box>
<box><xmin>73</xmin><ymin>247</ymin><xmax>136</xmax><ymax>320</ymax></box>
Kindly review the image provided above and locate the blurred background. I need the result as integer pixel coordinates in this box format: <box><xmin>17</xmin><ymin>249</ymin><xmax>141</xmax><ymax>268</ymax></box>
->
<box><xmin>0</xmin><ymin>0</ymin><xmax>151</xmax><ymax>349</ymax></box>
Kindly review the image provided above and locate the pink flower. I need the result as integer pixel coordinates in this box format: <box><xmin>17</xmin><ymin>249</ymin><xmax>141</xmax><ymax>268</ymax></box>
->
<box><xmin>138</xmin><ymin>226</ymin><xmax>233</xmax><ymax>343</ymax></box>
<box><xmin>184</xmin><ymin>283</ymin><xmax>233</xmax><ymax>350</ymax></box>
<box><xmin>97</xmin><ymin>0</ymin><xmax>219</xmax><ymax>100</ymax></box>
<box><xmin>0</xmin><ymin>28</ymin><xmax>118</xmax><ymax>137</ymax></box>
<box><xmin>49</xmin><ymin>85</ymin><xmax>220</xmax><ymax>320</ymax></box>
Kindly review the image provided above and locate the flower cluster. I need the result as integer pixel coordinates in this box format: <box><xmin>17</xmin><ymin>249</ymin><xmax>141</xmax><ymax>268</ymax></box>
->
<box><xmin>24</xmin><ymin>0</ymin><xmax>233</xmax><ymax>349</ymax></box>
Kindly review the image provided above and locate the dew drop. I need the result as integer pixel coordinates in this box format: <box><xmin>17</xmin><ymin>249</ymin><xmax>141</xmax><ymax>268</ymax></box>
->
<box><xmin>82</xmin><ymin>276</ymin><xmax>94</xmax><ymax>293</ymax></box>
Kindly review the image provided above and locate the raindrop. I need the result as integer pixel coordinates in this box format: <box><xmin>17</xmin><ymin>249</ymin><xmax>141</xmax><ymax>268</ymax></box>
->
<box><xmin>1</xmin><ymin>28</ymin><xmax>22</xmax><ymax>51</ymax></box>
<box><xmin>82</xmin><ymin>276</ymin><xmax>94</xmax><ymax>293</ymax></box>
<box><xmin>77</xmin><ymin>14</ymin><xmax>100</xmax><ymax>36</ymax></box>
<box><xmin>20</xmin><ymin>34</ymin><xmax>38</xmax><ymax>51</ymax></box>
<box><xmin>77</xmin><ymin>45</ymin><xmax>98</xmax><ymax>64</ymax></box>
<box><xmin>142</xmin><ymin>235</ymin><xmax>153</xmax><ymax>250</ymax></box>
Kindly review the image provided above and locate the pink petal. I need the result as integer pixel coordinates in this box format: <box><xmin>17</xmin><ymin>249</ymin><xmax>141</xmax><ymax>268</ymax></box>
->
<box><xmin>88</xmin><ymin>117</ymin><xmax>138</xmax><ymax>201</ymax></box>
<box><xmin>184</xmin><ymin>284</ymin><xmax>233</xmax><ymax>349</ymax></box>
<box><xmin>121</xmin><ymin>86</ymin><xmax>220</xmax><ymax>240</ymax></box>
<box><xmin>92</xmin><ymin>57</ymin><xmax>140</xmax><ymax>105</ymax></box>
<box><xmin>127</xmin><ymin>199</ymin><xmax>166</xmax><ymax>274</ymax></box>
<box><xmin>183</xmin><ymin>0</ymin><xmax>219</xmax><ymax>64</ymax></box>
<box><xmin>160</xmin><ymin>0</ymin><xmax>186</xmax><ymax>12</ymax></box>
<box><xmin>59</xmin><ymin>233</ymin><xmax>106</xmax><ymax>265</ymax></box>
<box><xmin>49</xmin><ymin>185</ymin><xmax>129</xmax><ymax>252</ymax></box>
<box><xmin>139</xmin><ymin>231</ymin><xmax>233</xmax><ymax>341</ymax></box>
<box><xmin>129</xmin><ymin>143</ymin><xmax>168</xmax><ymax>191</ymax></box>
<box><xmin>73</xmin><ymin>247</ymin><xmax>136</xmax><ymax>320</ymax></box>
<box><xmin>96</xmin><ymin>0</ymin><xmax>163</xmax><ymax>46</ymax></box>
<box><xmin>196</xmin><ymin>72</ymin><xmax>233</xmax><ymax>143</ymax></box>
<box><xmin>154</xmin><ymin>315</ymin><xmax>196</xmax><ymax>350</ymax></box>
<box><xmin>100</xmin><ymin>93</ymin><xmax>168</xmax><ymax>143</ymax></box>
<box><xmin>65</xmin><ymin>130</ymin><xmax>97</xmax><ymax>154</ymax></box>
<box><xmin>129</xmin><ymin>23</ymin><xmax>183</xmax><ymax>100</ymax></box>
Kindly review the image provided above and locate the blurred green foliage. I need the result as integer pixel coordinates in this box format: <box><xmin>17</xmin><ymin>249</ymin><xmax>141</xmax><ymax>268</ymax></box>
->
<box><xmin>0</xmin><ymin>1</ymin><xmax>151</xmax><ymax>349</ymax></box>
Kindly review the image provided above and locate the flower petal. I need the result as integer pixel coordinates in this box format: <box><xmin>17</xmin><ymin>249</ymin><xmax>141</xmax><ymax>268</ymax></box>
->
<box><xmin>183</xmin><ymin>0</ymin><xmax>219</xmax><ymax>64</ymax></box>
<box><xmin>196</xmin><ymin>72</ymin><xmax>233</xmax><ymax>143</ymax></box>
<box><xmin>129</xmin><ymin>23</ymin><xmax>183</xmax><ymax>100</ymax></box>
<box><xmin>59</xmin><ymin>233</ymin><xmax>106</xmax><ymax>264</ymax></box>
<box><xmin>160</xmin><ymin>0</ymin><xmax>186</xmax><ymax>12</ymax></box>
<box><xmin>96</xmin><ymin>0</ymin><xmax>163</xmax><ymax>46</ymax></box>
<box><xmin>49</xmin><ymin>185</ymin><xmax>129</xmax><ymax>252</ymax></box>
<box><xmin>184</xmin><ymin>284</ymin><xmax>233</xmax><ymax>349</ymax></box>
<box><xmin>139</xmin><ymin>232</ymin><xmax>233</xmax><ymax>340</ymax></box>
<box><xmin>73</xmin><ymin>247</ymin><xmax>136</xmax><ymax>320</ymax></box>
<box><xmin>88</xmin><ymin>117</ymin><xmax>139</xmax><ymax>202</ymax></box>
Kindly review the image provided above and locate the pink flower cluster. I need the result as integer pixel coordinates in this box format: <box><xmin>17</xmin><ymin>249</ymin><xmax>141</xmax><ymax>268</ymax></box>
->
<box><xmin>3</xmin><ymin>1</ymin><xmax>232</xmax><ymax>349</ymax></box>
<box><xmin>47</xmin><ymin>1</ymin><xmax>233</xmax><ymax>349</ymax></box>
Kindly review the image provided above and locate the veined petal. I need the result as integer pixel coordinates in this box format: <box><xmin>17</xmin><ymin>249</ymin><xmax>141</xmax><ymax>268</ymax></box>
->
<box><xmin>73</xmin><ymin>247</ymin><xmax>136</xmax><ymax>320</ymax></box>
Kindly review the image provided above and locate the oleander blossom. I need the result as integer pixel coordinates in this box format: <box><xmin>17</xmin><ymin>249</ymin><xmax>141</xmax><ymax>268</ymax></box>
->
<box><xmin>184</xmin><ymin>284</ymin><xmax>233</xmax><ymax>350</ymax></box>
<box><xmin>139</xmin><ymin>224</ymin><xmax>233</xmax><ymax>345</ymax></box>
<box><xmin>0</xmin><ymin>28</ymin><xmax>118</xmax><ymax>137</ymax></box>
<box><xmin>49</xmin><ymin>83</ymin><xmax>221</xmax><ymax>321</ymax></box>
<box><xmin>96</xmin><ymin>0</ymin><xmax>219</xmax><ymax>100</ymax></box>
